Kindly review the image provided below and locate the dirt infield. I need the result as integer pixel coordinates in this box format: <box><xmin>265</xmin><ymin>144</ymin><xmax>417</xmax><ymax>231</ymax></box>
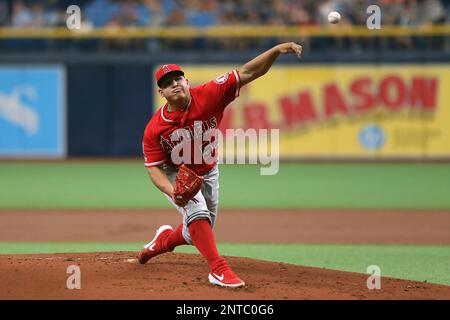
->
<box><xmin>0</xmin><ymin>209</ymin><xmax>450</xmax><ymax>299</ymax></box>
<box><xmin>2</xmin><ymin>252</ymin><xmax>450</xmax><ymax>300</ymax></box>
<box><xmin>1</xmin><ymin>209</ymin><xmax>450</xmax><ymax>243</ymax></box>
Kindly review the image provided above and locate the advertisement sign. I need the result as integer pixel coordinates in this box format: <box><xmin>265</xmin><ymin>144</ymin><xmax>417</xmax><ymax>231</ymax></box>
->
<box><xmin>155</xmin><ymin>65</ymin><xmax>450</xmax><ymax>159</ymax></box>
<box><xmin>0</xmin><ymin>66</ymin><xmax>66</xmax><ymax>157</ymax></box>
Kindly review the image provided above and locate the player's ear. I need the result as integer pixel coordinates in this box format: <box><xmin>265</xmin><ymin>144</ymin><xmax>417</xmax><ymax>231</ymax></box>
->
<box><xmin>158</xmin><ymin>88</ymin><xmax>164</xmax><ymax>98</ymax></box>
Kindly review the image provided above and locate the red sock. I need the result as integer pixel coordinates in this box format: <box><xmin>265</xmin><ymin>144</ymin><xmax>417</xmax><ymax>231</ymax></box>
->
<box><xmin>188</xmin><ymin>219</ymin><xmax>223</xmax><ymax>269</ymax></box>
<box><xmin>164</xmin><ymin>224</ymin><xmax>187</xmax><ymax>251</ymax></box>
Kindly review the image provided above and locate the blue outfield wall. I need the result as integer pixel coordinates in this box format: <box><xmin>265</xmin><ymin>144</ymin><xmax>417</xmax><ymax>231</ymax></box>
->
<box><xmin>67</xmin><ymin>64</ymin><xmax>154</xmax><ymax>156</ymax></box>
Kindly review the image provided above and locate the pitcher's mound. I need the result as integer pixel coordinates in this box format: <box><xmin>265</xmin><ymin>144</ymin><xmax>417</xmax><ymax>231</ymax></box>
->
<box><xmin>1</xmin><ymin>252</ymin><xmax>449</xmax><ymax>299</ymax></box>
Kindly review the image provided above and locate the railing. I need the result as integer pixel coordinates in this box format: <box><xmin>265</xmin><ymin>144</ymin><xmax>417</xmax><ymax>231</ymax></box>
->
<box><xmin>0</xmin><ymin>25</ymin><xmax>449</xmax><ymax>39</ymax></box>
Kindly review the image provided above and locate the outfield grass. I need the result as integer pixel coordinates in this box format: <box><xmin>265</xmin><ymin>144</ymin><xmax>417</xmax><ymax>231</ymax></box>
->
<box><xmin>0</xmin><ymin>242</ymin><xmax>448</xmax><ymax>286</ymax></box>
<box><xmin>1</xmin><ymin>162</ymin><xmax>450</xmax><ymax>209</ymax></box>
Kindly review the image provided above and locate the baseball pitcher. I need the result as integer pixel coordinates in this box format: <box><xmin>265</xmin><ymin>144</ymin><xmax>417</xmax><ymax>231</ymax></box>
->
<box><xmin>139</xmin><ymin>42</ymin><xmax>302</xmax><ymax>288</ymax></box>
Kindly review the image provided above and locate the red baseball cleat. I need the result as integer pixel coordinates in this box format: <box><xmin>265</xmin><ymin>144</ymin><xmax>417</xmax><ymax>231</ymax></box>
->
<box><xmin>138</xmin><ymin>225</ymin><xmax>173</xmax><ymax>264</ymax></box>
<box><xmin>208</xmin><ymin>259</ymin><xmax>245</xmax><ymax>288</ymax></box>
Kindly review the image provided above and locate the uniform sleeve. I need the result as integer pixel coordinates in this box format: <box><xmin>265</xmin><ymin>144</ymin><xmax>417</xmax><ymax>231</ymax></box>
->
<box><xmin>142</xmin><ymin>127</ymin><xmax>166</xmax><ymax>168</ymax></box>
<box><xmin>201</xmin><ymin>69</ymin><xmax>240</xmax><ymax>111</ymax></box>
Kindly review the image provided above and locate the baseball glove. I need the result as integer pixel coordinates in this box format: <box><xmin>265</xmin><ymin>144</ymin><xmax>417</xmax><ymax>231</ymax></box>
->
<box><xmin>172</xmin><ymin>164</ymin><xmax>204</xmax><ymax>207</ymax></box>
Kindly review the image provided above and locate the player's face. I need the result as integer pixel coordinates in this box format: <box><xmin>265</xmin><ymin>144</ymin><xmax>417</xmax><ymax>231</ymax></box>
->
<box><xmin>158</xmin><ymin>73</ymin><xmax>189</xmax><ymax>102</ymax></box>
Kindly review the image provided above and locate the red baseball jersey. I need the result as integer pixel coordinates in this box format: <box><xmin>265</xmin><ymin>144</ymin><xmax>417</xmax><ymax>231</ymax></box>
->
<box><xmin>143</xmin><ymin>69</ymin><xmax>240</xmax><ymax>175</ymax></box>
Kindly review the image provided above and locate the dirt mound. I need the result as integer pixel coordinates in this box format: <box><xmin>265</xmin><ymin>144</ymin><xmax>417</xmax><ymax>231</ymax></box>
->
<box><xmin>1</xmin><ymin>252</ymin><xmax>449</xmax><ymax>300</ymax></box>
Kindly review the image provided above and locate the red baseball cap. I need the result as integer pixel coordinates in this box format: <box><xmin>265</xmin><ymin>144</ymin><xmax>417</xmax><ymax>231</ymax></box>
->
<box><xmin>155</xmin><ymin>64</ymin><xmax>185</xmax><ymax>87</ymax></box>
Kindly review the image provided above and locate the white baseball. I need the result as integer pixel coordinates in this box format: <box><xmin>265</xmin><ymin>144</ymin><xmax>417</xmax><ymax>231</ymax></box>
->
<box><xmin>328</xmin><ymin>11</ymin><xmax>341</xmax><ymax>24</ymax></box>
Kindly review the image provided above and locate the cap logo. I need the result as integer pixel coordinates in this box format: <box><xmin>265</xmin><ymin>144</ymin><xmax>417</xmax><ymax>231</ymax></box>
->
<box><xmin>163</xmin><ymin>65</ymin><xmax>171</xmax><ymax>74</ymax></box>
